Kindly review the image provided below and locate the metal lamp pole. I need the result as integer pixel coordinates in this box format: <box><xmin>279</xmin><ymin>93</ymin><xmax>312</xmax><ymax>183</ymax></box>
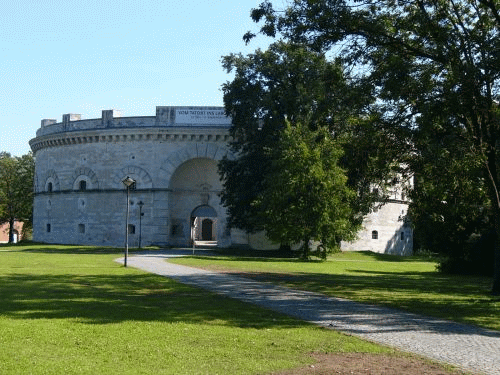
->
<box><xmin>138</xmin><ymin>200</ymin><xmax>144</xmax><ymax>249</ymax></box>
<box><xmin>122</xmin><ymin>176</ymin><xmax>136</xmax><ymax>267</ymax></box>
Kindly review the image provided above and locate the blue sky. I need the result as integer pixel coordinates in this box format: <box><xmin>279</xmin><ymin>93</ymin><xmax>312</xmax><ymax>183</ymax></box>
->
<box><xmin>0</xmin><ymin>0</ymin><xmax>272</xmax><ymax>156</ymax></box>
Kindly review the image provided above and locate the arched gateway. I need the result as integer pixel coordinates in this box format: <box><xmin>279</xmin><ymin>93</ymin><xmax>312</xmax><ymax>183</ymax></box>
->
<box><xmin>29</xmin><ymin>105</ymin><xmax>413</xmax><ymax>254</ymax></box>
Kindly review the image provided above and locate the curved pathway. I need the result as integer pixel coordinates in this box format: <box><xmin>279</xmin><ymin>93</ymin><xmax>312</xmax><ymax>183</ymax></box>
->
<box><xmin>118</xmin><ymin>251</ymin><xmax>500</xmax><ymax>375</ymax></box>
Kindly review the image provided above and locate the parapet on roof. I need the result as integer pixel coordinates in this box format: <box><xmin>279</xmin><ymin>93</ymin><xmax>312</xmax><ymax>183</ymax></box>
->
<box><xmin>36</xmin><ymin>106</ymin><xmax>232</xmax><ymax>137</ymax></box>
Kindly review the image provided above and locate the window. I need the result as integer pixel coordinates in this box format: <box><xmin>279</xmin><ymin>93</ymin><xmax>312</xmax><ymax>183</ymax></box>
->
<box><xmin>171</xmin><ymin>224</ymin><xmax>182</xmax><ymax>237</ymax></box>
<box><xmin>47</xmin><ymin>182</ymin><xmax>53</xmax><ymax>193</ymax></box>
<box><xmin>46</xmin><ymin>223</ymin><xmax>51</xmax><ymax>233</ymax></box>
<box><xmin>371</xmin><ymin>230</ymin><xmax>378</xmax><ymax>240</ymax></box>
<box><xmin>400</xmin><ymin>232</ymin><xmax>405</xmax><ymax>241</ymax></box>
<box><xmin>128</xmin><ymin>224</ymin><xmax>136</xmax><ymax>234</ymax></box>
<box><xmin>78</xmin><ymin>224</ymin><xmax>85</xmax><ymax>234</ymax></box>
<box><xmin>79</xmin><ymin>180</ymin><xmax>87</xmax><ymax>191</ymax></box>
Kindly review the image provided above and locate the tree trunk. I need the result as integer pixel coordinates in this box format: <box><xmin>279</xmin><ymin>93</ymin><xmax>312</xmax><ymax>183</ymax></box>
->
<box><xmin>8</xmin><ymin>217</ymin><xmax>14</xmax><ymax>244</ymax></box>
<box><xmin>492</xmin><ymin>207</ymin><xmax>500</xmax><ymax>295</ymax></box>
<box><xmin>488</xmin><ymin>143</ymin><xmax>500</xmax><ymax>295</ymax></box>
<box><xmin>302</xmin><ymin>236</ymin><xmax>310</xmax><ymax>260</ymax></box>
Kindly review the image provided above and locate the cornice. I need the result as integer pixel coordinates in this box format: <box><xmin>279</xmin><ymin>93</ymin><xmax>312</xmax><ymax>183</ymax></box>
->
<box><xmin>29</xmin><ymin>126</ymin><xmax>232</xmax><ymax>153</ymax></box>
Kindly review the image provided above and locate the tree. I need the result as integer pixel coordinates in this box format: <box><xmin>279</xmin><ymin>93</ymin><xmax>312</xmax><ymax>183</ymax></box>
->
<box><xmin>0</xmin><ymin>152</ymin><xmax>34</xmax><ymax>243</ymax></box>
<box><xmin>246</xmin><ymin>0</ymin><xmax>500</xmax><ymax>293</ymax></box>
<box><xmin>220</xmin><ymin>41</ymin><xmax>353</xmax><ymax>233</ymax></box>
<box><xmin>409</xmin><ymin>120</ymin><xmax>494</xmax><ymax>275</ymax></box>
<box><xmin>256</xmin><ymin>122</ymin><xmax>359</xmax><ymax>258</ymax></box>
<box><xmin>219</xmin><ymin>41</ymin><xmax>395</xmax><ymax>252</ymax></box>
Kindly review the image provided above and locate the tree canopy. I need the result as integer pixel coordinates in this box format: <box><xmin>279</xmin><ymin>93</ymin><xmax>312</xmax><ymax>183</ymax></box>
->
<box><xmin>220</xmin><ymin>40</ymin><xmax>396</xmax><ymax>256</ymax></box>
<box><xmin>256</xmin><ymin>122</ymin><xmax>359</xmax><ymax>258</ymax></box>
<box><xmin>220</xmin><ymin>42</ymin><xmax>357</xmax><ymax>233</ymax></box>
<box><xmin>246</xmin><ymin>0</ymin><xmax>500</xmax><ymax>292</ymax></box>
<box><xmin>409</xmin><ymin>118</ymin><xmax>493</xmax><ymax>275</ymax></box>
<box><xmin>0</xmin><ymin>152</ymin><xmax>34</xmax><ymax>242</ymax></box>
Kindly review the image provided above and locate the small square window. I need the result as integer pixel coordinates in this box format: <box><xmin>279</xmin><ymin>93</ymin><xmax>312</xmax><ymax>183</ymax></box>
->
<box><xmin>371</xmin><ymin>230</ymin><xmax>378</xmax><ymax>240</ymax></box>
<box><xmin>79</xmin><ymin>180</ymin><xmax>87</xmax><ymax>191</ymax></box>
<box><xmin>171</xmin><ymin>224</ymin><xmax>182</xmax><ymax>237</ymax></box>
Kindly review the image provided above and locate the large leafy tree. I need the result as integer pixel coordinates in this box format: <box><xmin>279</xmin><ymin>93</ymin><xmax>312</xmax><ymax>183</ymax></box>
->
<box><xmin>256</xmin><ymin>122</ymin><xmax>359</xmax><ymax>258</ymax></box>
<box><xmin>410</xmin><ymin>120</ymin><xmax>493</xmax><ymax>274</ymax></box>
<box><xmin>246</xmin><ymin>0</ymin><xmax>500</xmax><ymax>293</ymax></box>
<box><xmin>220</xmin><ymin>41</ymin><xmax>352</xmax><ymax>233</ymax></box>
<box><xmin>0</xmin><ymin>152</ymin><xmax>34</xmax><ymax>243</ymax></box>
<box><xmin>220</xmin><ymin>41</ymin><xmax>394</xmax><ymax>251</ymax></box>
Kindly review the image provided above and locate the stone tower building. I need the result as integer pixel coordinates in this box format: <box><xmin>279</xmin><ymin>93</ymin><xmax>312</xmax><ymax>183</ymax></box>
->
<box><xmin>30</xmin><ymin>106</ymin><xmax>412</xmax><ymax>254</ymax></box>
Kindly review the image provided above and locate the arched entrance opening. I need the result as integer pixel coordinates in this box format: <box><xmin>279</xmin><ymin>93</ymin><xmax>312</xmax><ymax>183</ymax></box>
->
<box><xmin>191</xmin><ymin>205</ymin><xmax>217</xmax><ymax>246</ymax></box>
<box><xmin>168</xmin><ymin>157</ymin><xmax>224</xmax><ymax>247</ymax></box>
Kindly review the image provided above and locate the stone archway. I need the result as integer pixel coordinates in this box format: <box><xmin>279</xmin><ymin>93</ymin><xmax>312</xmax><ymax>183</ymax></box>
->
<box><xmin>168</xmin><ymin>158</ymin><xmax>223</xmax><ymax>246</ymax></box>
<box><xmin>160</xmin><ymin>143</ymin><xmax>235</xmax><ymax>187</ymax></box>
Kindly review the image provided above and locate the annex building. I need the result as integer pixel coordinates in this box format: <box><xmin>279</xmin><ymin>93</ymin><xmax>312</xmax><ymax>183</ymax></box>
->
<box><xmin>30</xmin><ymin>106</ymin><xmax>412</xmax><ymax>255</ymax></box>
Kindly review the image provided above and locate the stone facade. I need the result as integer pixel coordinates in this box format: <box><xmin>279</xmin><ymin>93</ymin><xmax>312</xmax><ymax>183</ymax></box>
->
<box><xmin>341</xmin><ymin>201</ymin><xmax>413</xmax><ymax>256</ymax></box>
<box><xmin>30</xmin><ymin>106</ymin><xmax>412</xmax><ymax>255</ymax></box>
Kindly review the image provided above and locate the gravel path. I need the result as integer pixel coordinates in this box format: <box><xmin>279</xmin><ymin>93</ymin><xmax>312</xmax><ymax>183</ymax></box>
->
<box><xmin>118</xmin><ymin>251</ymin><xmax>500</xmax><ymax>375</ymax></box>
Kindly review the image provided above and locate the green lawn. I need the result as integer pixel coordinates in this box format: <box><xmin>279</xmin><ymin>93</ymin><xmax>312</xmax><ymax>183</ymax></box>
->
<box><xmin>170</xmin><ymin>250</ymin><xmax>500</xmax><ymax>331</ymax></box>
<box><xmin>0</xmin><ymin>243</ymin><xmax>401</xmax><ymax>375</ymax></box>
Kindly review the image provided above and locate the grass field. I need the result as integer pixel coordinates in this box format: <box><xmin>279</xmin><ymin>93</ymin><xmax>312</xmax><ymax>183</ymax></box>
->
<box><xmin>0</xmin><ymin>243</ymin><xmax>403</xmax><ymax>375</ymax></box>
<box><xmin>170</xmin><ymin>250</ymin><xmax>500</xmax><ymax>331</ymax></box>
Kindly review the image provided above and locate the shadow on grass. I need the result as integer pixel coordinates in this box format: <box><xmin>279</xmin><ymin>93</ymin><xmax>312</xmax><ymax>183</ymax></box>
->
<box><xmin>206</xmin><ymin>249</ymin><xmax>439</xmax><ymax>263</ymax></box>
<box><xmin>350</xmin><ymin>250</ymin><xmax>440</xmax><ymax>263</ymax></box>
<box><xmin>0</xmin><ymin>243</ymin><xmax>122</xmax><ymax>254</ymax></box>
<box><xmin>0</xmin><ymin>272</ymin><xmax>308</xmax><ymax>329</ymax></box>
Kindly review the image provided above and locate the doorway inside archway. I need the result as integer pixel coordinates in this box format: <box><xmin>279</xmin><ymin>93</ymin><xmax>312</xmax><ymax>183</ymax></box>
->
<box><xmin>201</xmin><ymin>218</ymin><xmax>213</xmax><ymax>240</ymax></box>
<box><xmin>191</xmin><ymin>205</ymin><xmax>218</xmax><ymax>246</ymax></box>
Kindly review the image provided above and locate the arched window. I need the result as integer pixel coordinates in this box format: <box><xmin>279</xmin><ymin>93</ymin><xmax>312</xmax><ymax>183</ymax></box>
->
<box><xmin>47</xmin><ymin>182</ymin><xmax>53</xmax><ymax>193</ymax></box>
<box><xmin>371</xmin><ymin>230</ymin><xmax>378</xmax><ymax>240</ymax></box>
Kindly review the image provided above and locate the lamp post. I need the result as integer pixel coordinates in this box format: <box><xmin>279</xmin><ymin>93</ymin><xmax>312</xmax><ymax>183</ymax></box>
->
<box><xmin>138</xmin><ymin>200</ymin><xmax>144</xmax><ymax>249</ymax></box>
<box><xmin>122</xmin><ymin>176</ymin><xmax>135</xmax><ymax>267</ymax></box>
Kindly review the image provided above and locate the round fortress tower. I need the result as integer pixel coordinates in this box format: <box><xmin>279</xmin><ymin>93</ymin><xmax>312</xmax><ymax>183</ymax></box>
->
<box><xmin>29</xmin><ymin>106</ymin><xmax>242</xmax><ymax>248</ymax></box>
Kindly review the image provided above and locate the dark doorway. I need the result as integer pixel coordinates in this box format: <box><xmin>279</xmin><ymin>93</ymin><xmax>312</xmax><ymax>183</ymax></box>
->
<box><xmin>201</xmin><ymin>219</ymin><xmax>213</xmax><ymax>241</ymax></box>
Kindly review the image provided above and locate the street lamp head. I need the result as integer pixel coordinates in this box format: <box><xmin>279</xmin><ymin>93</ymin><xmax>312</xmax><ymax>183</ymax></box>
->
<box><xmin>138</xmin><ymin>200</ymin><xmax>144</xmax><ymax>208</ymax></box>
<box><xmin>122</xmin><ymin>176</ymin><xmax>136</xmax><ymax>187</ymax></box>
